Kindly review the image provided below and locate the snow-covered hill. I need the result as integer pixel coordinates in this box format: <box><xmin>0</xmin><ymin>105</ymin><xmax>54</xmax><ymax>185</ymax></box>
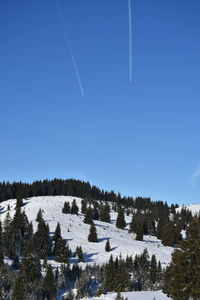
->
<box><xmin>0</xmin><ymin>195</ymin><xmax>173</xmax><ymax>268</ymax></box>
<box><xmin>176</xmin><ymin>203</ymin><xmax>200</xmax><ymax>216</ymax></box>
<box><xmin>80</xmin><ymin>290</ymin><xmax>171</xmax><ymax>300</ymax></box>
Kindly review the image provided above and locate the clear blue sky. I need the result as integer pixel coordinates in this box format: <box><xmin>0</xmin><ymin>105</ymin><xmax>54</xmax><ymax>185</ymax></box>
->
<box><xmin>1</xmin><ymin>0</ymin><xmax>200</xmax><ymax>205</ymax></box>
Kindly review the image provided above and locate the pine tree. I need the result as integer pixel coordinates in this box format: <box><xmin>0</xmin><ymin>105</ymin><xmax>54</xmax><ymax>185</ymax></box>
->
<box><xmin>105</xmin><ymin>239</ymin><xmax>111</xmax><ymax>252</ymax></box>
<box><xmin>42</xmin><ymin>264</ymin><xmax>56</xmax><ymax>300</ymax></box>
<box><xmin>15</xmin><ymin>196</ymin><xmax>23</xmax><ymax>210</ymax></box>
<box><xmin>71</xmin><ymin>199</ymin><xmax>79</xmax><ymax>215</ymax></box>
<box><xmin>84</xmin><ymin>207</ymin><xmax>94</xmax><ymax>225</ymax></box>
<box><xmin>20</xmin><ymin>253</ymin><xmax>41</xmax><ymax>283</ymax></box>
<box><xmin>99</xmin><ymin>206</ymin><xmax>110</xmax><ymax>223</ymax></box>
<box><xmin>81</xmin><ymin>199</ymin><xmax>87</xmax><ymax>214</ymax></box>
<box><xmin>135</xmin><ymin>223</ymin><xmax>143</xmax><ymax>241</ymax></box>
<box><xmin>116</xmin><ymin>209</ymin><xmax>126</xmax><ymax>229</ymax></box>
<box><xmin>54</xmin><ymin>238</ymin><xmax>69</xmax><ymax>263</ymax></box>
<box><xmin>62</xmin><ymin>201</ymin><xmax>71</xmax><ymax>214</ymax></box>
<box><xmin>52</xmin><ymin>222</ymin><xmax>61</xmax><ymax>243</ymax></box>
<box><xmin>76</xmin><ymin>246</ymin><xmax>84</xmax><ymax>262</ymax></box>
<box><xmin>163</xmin><ymin>217</ymin><xmax>200</xmax><ymax>299</ymax></box>
<box><xmin>36</xmin><ymin>208</ymin><xmax>43</xmax><ymax>223</ymax></box>
<box><xmin>129</xmin><ymin>215</ymin><xmax>137</xmax><ymax>233</ymax></box>
<box><xmin>150</xmin><ymin>254</ymin><xmax>157</xmax><ymax>284</ymax></box>
<box><xmin>88</xmin><ymin>224</ymin><xmax>98</xmax><ymax>242</ymax></box>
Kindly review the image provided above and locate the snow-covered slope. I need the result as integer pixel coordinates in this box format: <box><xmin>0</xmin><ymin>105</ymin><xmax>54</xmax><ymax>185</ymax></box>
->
<box><xmin>0</xmin><ymin>196</ymin><xmax>173</xmax><ymax>267</ymax></box>
<box><xmin>176</xmin><ymin>203</ymin><xmax>200</xmax><ymax>216</ymax></box>
<box><xmin>80</xmin><ymin>290</ymin><xmax>171</xmax><ymax>300</ymax></box>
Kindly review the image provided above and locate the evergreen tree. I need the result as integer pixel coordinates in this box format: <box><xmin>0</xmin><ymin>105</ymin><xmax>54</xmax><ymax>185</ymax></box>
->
<box><xmin>163</xmin><ymin>217</ymin><xmax>200</xmax><ymax>299</ymax></box>
<box><xmin>129</xmin><ymin>215</ymin><xmax>137</xmax><ymax>233</ymax></box>
<box><xmin>105</xmin><ymin>239</ymin><xmax>111</xmax><ymax>252</ymax></box>
<box><xmin>71</xmin><ymin>199</ymin><xmax>79</xmax><ymax>215</ymax></box>
<box><xmin>84</xmin><ymin>207</ymin><xmax>94</xmax><ymax>225</ymax></box>
<box><xmin>150</xmin><ymin>254</ymin><xmax>157</xmax><ymax>284</ymax></box>
<box><xmin>15</xmin><ymin>196</ymin><xmax>23</xmax><ymax>210</ymax></box>
<box><xmin>54</xmin><ymin>238</ymin><xmax>69</xmax><ymax>263</ymax></box>
<box><xmin>116</xmin><ymin>209</ymin><xmax>126</xmax><ymax>229</ymax></box>
<box><xmin>76</xmin><ymin>246</ymin><xmax>84</xmax><ymax>262</ymax></box>
<box><xmin>81</xmin><ymin>200</ymin><xmax>87</xmax><ymax>214</ymax></box>
<box><xmin>36</xmin><ymin>208</ymin><xmax>43</xmax><ymax>223</ymax></box>
<box><xmin>88</xmin><ymin>224</ymin><xmax>98</xmax><ymax>242</ymax></box>
<box><xmin>62</xmin><ymin>201</ymin><xmax>71</xmax><ymax>214</ymax></box>
<box><xmin>135</xmin><ymin>223</ymin><xmax>143</xmax><ymax>241</ymax></box>
<box><xmin>99</xmin><ymin>206</ymin><xmax>110</xmax><ymax>223</ymax></box>
<box><xmin>42</xmin><ymin>264</ymin><xmax>56</xmax><ymax>300</ymax></box>
<box><xmin>52</xmin><ymin>222</ymin><xmax>61</xmax><ymax>243</ymax></box>
<box><xmin>20</xmin><ymin>253</ymin><xmax>41</xmax><ymax>283</ymax></box>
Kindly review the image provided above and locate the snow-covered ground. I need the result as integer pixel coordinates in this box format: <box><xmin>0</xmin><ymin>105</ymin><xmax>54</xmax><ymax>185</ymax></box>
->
<box><xmin>0</xmin><ymin>196</ymin><xmax>173</xmax><ymax>268</ymax></box>
<box><xmin>80</xmin><ymin>290</ymin><xmax>171</xmax><ymax>300</ymax></box>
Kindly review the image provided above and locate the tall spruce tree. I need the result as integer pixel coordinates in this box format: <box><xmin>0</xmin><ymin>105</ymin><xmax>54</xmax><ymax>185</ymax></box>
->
<box><xmin>42</xmin><ymin>264</ymin><xmax>56</xmax><ymax>300</ymax></box>
<box><xmin>163</xmin><ymin>217</ymin><xmax>200</xmax><ymax>299</ymax></box>
<box><xmin>62</xmin><ymin>201</ymin><xmax>71</xmax><ymax>214</ymax></box>
<box><xmin>71</xmin><ymin>199</ymin><xmax>79</xmax><ymax>215</ymax></box>
<box><xmin>105</xmin><ymin>239</ymin><xmax>111</xmax><ymax>252</ymax></box>
<box><xmin>88</xmin><ymin>224</ymin><xmax>98</xmax><ymax>242</ymax></box>
<box><xmin>116</xmin><ymin>209</ymin><xmax>126</xmax><ymax>229</ymax></box>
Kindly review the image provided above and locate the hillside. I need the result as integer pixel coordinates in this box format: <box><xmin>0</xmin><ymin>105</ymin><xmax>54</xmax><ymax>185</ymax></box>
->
<box><xmin>0</xmin><ymin>196</ymin><xmax>173</xmax><ymax>268</ymax></box>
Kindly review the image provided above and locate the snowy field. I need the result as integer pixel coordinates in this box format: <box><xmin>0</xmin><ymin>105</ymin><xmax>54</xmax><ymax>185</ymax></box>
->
<box><xmin>80</xmin><ymin>290</ymin><xmax>171</xmax><ymax>300</ymax></box>
<box><xmin>0</xmin><ymin>195</ymin><xmax>174</xmax><ymax>268</ymax></box>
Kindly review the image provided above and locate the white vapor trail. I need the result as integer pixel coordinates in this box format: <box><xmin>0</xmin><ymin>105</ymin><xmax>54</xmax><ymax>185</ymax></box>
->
<box><xmin>55</xmin><ymin>0</ymin><xmax>84</xmax><ymax>97</ymax></box>
<box><xmin>128</xmin><ymin>0</ymin><xmax>133</xmax><ymax>83</ymax></box>
<box><xmin>192</xmin><ymin>163</ymin><xmax>200</xmax><ymax>186</ymax></box>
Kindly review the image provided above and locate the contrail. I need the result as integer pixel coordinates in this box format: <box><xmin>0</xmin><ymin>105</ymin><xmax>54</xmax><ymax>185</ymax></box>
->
<box><xmin>55</xmin><ymin>0</ymin><xmax>84</xmax><ymax>96</ymax></box>
<box><xmin>128</xmin><ymin>0</ymin><xmax>133</xmax><ymax>83</ymax></box>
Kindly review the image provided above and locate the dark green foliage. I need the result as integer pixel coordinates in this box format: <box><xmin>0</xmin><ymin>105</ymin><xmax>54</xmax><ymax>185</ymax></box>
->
<box><xmin>20</xmin><ymin>253</ymin><xmax>41</xmax><ymax>283</ymax></box>
<box><xmin>161</xmin><ymin>220</ymin><xmax>180</xmax><ymax>247</ymax></box>
<box><xmin>88</xmin><ymin>224</ymin><xmax>98</xmax><ymax>242</ymax></box>
<box><xmin>84</xmin><ymin>207</ymin><xmax>94</xmax><ymax>225</ymax></box>
<box><xmin>42</xmin><ymin>264</ymin><xmax>56</xmax><ymax>300</ymax></box>
<box><xmin>116</xmin><ymin>209</ymin><xmax>126</xmax><ymax>229</ymax></box>
<box><xmin>62</xmin><ymin>201</ymin><xmax>71</xmax><ymax>214</ymax></box>
<box><xmin>3</xmin><ymin>209</ymin><xmax>32</xmax><ymax>258</ymax></box>
<box><xmin>135</xmin><ymin>223</ymin><xmax>143</xmax><ymax>241</ymax></box>
<box><xmin>0</xmin><ymin>179</ymin><xmax>171</xmax><ymax>213</ymax></box>
<box><xmin>12</xmin><ymin>276</ymin><xmax>26</xmax><ymax>300</ymax></box>
<box><xmin>71</xmin><ymin>199</ymin><xmax>79</xmax><ymax>215</ymax></box>
<box><xmin>129</xmin><ymin>215</ymin><xmax>137</xmax><ymax>233</ymax></box>
<box><xmin>0</xmin><ymin>247</ymin><xmax>4</xmax><ymax>267</ymax></box>
<box><xmin>12</xmin><ymin>255</ymin><xmax>19</xmax><ymax>270</ymax></box>
<box><xmin>36</xmin><ymin>208</ymin><xmax>43</xmax><ymax>223</ymax></box>
<box><xmin>54</xmin><ymin>238</ymin><xmax>69</xmax><ymax>263</ymax></box>
<box><xmin>81</xmin><ymin>199</ymin><xmax>87</xmax><ymax>214</ymax></box>
<box><xmin>163</xmin><ymin>217</ymin><xmax>200</xmax><ymax>299</ymax></box>
<box><xmin>26</xmin><ymin>219</ymin><xmax>52</xmax><ymax>259</ymax></box>
<box><xmin>105</xmin><ymin>239</ymin><xmax>111</xmax><ymax>252</ymax></box>
<box><xmin>52</xmin><ymin>222</ymin><xmax>61</xmax><ymax>244</ymax></box>
<box><xmin>15</xmin><ymin>196</ymin><xmax>23</xmax><ymax>210</ymax></box>
<box><xmin>99</xmin><ymin>206</ymin><xmax>110</xmax><ymax>223</ymax></box>
<box><xmin>76</xmin><ymin>246</ymin><xmax>84</xmax><ymax>262</ymax></box>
